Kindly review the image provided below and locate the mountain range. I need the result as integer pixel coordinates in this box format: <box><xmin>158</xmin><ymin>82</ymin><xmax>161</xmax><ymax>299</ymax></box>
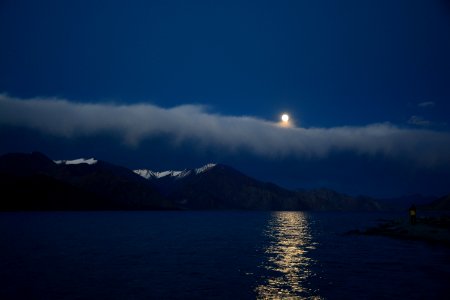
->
<box><xmin>0</xmin><ymin>152</ymin><xmax>173</xmax><ymax>210</ymax></box>
<box><xmin>0</xmin><ymin>152</ymin><xmax>447</xmax><ymax>211</ymax></box>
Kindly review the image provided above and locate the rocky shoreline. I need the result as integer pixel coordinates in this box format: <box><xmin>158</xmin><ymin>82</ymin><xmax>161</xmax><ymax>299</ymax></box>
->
<box><xmin>348</xmin><ymin>214</ymin><xmax>450</xmax><ymax>247</ymax></box>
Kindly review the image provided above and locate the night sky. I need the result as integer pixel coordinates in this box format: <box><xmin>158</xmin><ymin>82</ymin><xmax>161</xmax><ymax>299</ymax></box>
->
<box><xmin>1</xmin><ymin>0</ymin><xmax>450</xmax><ymax>197</ymax></box>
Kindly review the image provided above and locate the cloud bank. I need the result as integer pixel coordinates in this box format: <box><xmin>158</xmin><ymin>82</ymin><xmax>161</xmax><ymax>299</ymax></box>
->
<box><xmin>1</xmin><ymin>94</ymin><xmax>450</xmax><ymax>166</ymax></box>
<box><xmin>418</xmin><ymin>101</ymin><xmax>435</xmax><ymax>108</ymax></box>
<box><xmin>408</xmin><ymin>115</ymin><xmax>432</xmax><ymax>126</ymax></box>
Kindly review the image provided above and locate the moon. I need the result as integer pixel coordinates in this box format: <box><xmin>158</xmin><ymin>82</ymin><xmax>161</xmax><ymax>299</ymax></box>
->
<box><xmin>281</xmin><ymin>113</ymin><xmax>289</xmax><ymax>123</ymax></box>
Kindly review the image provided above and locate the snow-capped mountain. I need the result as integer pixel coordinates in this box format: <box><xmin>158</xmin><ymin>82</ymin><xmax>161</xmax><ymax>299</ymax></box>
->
<box><xmin>0</xmin><ymin>152</ymin><xmax>389</xmax><ymax>211</ymax></box>
<box><xmin>54</xmin><ymin>158</ymin><xmax>98</xmax><ymax>165</ymax></box>
<box><xmin>0</xmin><ymin>152</ymin><xmax>173</xmax><ymax>210</ymax></box>
<box><xmin>134</xmin><ymin>163</ymin><xmax>217</xmax><ymax>180</ymax></box>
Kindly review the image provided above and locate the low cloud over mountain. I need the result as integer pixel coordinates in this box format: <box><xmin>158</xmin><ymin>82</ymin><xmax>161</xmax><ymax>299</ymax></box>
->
<box><xmin>1</xmin><ymin>94</ymin><xmax>450</xmax><ymax>167</ymax></box>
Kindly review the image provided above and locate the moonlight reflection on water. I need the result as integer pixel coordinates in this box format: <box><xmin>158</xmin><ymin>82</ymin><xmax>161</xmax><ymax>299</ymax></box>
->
<box><xmin>256</xmin><ymin>212</ymin><xmax>322</xmax><ymax>299</ymax></box>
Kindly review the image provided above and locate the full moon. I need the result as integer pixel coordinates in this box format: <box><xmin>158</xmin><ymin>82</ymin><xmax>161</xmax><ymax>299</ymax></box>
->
<box><xmin>281</xmin><ymin>113</ymin><xmax>289</xmax><ymax>123</ymax></box>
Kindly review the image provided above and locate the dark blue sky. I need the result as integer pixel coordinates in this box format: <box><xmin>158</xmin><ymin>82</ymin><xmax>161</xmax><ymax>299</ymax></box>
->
<box><xmin>1</xmin><ymin>0</ymin><xmax>450</xmax><ymax>197</ymax></box>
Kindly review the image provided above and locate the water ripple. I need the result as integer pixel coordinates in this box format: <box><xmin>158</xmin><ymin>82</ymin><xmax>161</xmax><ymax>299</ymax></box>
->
<box><xmin>256</xmin><ymin>212</ymin><xmax>322</xmax><ymax>299</ymax></box>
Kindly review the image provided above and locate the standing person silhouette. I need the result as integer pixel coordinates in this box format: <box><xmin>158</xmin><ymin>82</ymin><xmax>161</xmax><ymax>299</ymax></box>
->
<box><xmin>409</xmin><ymin>204</ymin><xmax>417</xmax><ymax>225</ymax></box>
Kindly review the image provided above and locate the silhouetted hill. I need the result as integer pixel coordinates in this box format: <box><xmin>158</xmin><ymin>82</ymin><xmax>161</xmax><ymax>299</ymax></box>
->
<box><xmin>138</xmin><ymin>164</ymin><xmax>385</xmax><ymax>211</ymax></box>
<box><xmin>54</xmin><ymin>161</ymin><xmax>173</xmax><ymax>209</ymax></box>
<box><xmin>376</xmin><ymin>194</ymin><xmax>438</xmax><ymax>210</ymax></box>
<box><xmin>422</xmin><ymin>194</ymin><xmax>450</xmax><ymax>211</ymax></box>
<box><xmin>296</xmin><ymin>189</ymin><xmax>383</xmax><ymax>211</ymax></box>
<box><xmin>1</xmin><ymin>151</ymin><xmax>416</xmax><ymax>211</ymax></box>
<box><xmin>166</xmin><ymin>164</ymin><xmax>304</xmax><ymax>210</ymax></box>
<box><xmin>0</xmin><ymin>152</ymin><xmax>57</xmax><ymax>175</ymax></box>
<box><xmin>0</xmin><ymin>173</ymin><xmax>108</xmax><ymax>210</ymax></box>
<box><xmin>0</xmin><ymin>152</ymin><xmax>173</xmax><ymax>210</ymax></box>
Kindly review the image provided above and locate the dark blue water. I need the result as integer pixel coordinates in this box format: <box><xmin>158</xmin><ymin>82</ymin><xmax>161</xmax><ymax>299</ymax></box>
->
<box><xmin>0</xmin><ymin>211</ymin><xmax>449</xmax><ymax>299</ymax></box>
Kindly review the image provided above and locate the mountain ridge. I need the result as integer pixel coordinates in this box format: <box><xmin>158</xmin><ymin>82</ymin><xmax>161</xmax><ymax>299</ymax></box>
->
<box><xmin>1</xmin><ymin>152</ymin><xmax>447</xmax><ymax>211</ymax></box>
<box><xmin>134</xmin><ymin>163</ymin><xmax>217</xmax><ymax>180</ymax></box>
<box><xmin>133</xmin><ymin>163</ymin><xmax>386</xmax><ymax>211</ymax></box>
<box><xmin>0</xmin><ymin>152</ymin><xmax>174</xmax><ymax>210</ymax></box>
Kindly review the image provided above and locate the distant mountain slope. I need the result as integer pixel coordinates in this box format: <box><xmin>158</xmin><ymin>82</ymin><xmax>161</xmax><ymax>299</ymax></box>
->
<box><xmin>296</xmin><ymin>189</ymin><xmax>383</xmax><ymax>211</ymax></box>
<box><xmin>0</xmin><ymin>172</ymin><xmax>107</xmax><ymax>210</ymax></box>
<box><xmin>134</xmin><ymin>163</ymin><xmax>216</xmax><ymax>180</ymax></box>
<box><xmin>134</xmin><ymin>164</ymin><xmax>217</xmax><ymax>195</ymax></box>
<box><xmin>2</xmin><ymin>151</ymin><xmax>427</xmax><ymax>211</ymax></box>
<box><xmin>0</xmin><ymin>152</ymin><xmax>57</xmax><ymax>175</ymax></box>
<box><xmin>423</xmin><ymin>194</ymin><xmax>450</xmax><ymax>211</ymax></box>
<box><xmin>135</xmin><ymin>164</ymin><xmax>383</xmax><ymax>211</ymax></box>
<box><xmin>377</xmin><ymin>194</ymin><xmax>438</xmax><ymax>210</ymax></box>
<box><xmin>167</xmin><ymin>164</ymin><xmax>304</xmax><ymax>210</ymax></box>
<box><xmin>0</xmin><ymin>152</ymin><xmax>174</xmax><ymax>210</ymax></box>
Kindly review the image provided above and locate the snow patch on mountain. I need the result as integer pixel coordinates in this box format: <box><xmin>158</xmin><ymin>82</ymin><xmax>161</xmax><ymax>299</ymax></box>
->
<box><xmin>55</xmin><ymin>158</ymin><xmax>97</xmax><ymax>165</ymax></box>
<box><xmin>134</xmin><ymin>169</ymin><xmax>186</xmax><ymax>179</ymax></box>
<box><xmin>134</xmin><ymin>163</ymin><xmax>217</xmax><ymax>180</ymax></box>
<box><xmin>195</xmin><ymin>163</ymin><xmax>217</xmax><ymax>174</ymax></box>
<box><xmin>133</xmin><ymin>169</ymin><xmax>154</xmax><ymax>179</ymax></box>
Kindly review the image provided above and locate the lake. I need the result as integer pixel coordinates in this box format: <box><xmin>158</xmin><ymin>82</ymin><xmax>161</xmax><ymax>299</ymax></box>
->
<box><xmin>0</xmin><ymin>211</ymin><xmax>449</xmax><ymax>299</ymax></box>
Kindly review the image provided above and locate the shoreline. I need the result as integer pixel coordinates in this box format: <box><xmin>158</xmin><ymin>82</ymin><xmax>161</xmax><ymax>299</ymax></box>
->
<box><xmin>348</xmin><ymin>214</ymin><xmax>450</xmax><ymax>247</ymax></box>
